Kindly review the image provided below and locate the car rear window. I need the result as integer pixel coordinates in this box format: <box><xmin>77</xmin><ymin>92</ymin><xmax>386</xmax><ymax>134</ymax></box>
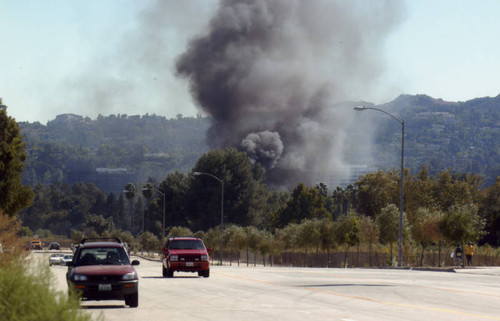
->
<box><xmin>169</xmin><ymin>240</ymin><xmax>205</xmax><ymax>250</ymax></box>
<box><xmin>76</xmin><ymin>247</ymin><xmax>130</xmax><ymax>266</ymax></box>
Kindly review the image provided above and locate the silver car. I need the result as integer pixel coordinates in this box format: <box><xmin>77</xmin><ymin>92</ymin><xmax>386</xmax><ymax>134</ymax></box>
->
<box><xmin>61</xmin><ymin>254</ymin><xmax>74</xmax><ymax>266</ymax></box>
<box><xmin>49</xmin><ymin>253</ymin><xmax>64</xmax><ymax>266</ymax></box>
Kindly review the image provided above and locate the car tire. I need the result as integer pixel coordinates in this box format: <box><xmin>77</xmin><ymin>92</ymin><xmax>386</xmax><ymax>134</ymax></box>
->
<box><xmin>167</xmin><ymin>269</ymin><xmax>174</xmax><ymax>278</ymax></box>
<box><xmin>203</xmin><ymin>269</ymin><xmax>210</xmax><ymax>278</ymax></box>
<box><xmin>126</xmin><ymin>292</ymin><xmax>139</xmax><ymax>308</ymax></box>
<box><xmin>162</xmin><ymin>265</ymin><xmax>168</xmax><ymax>277</ymax></box>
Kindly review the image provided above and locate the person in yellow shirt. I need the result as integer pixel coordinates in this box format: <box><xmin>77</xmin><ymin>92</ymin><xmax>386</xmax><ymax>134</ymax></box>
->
<box><xmin>465</xmin><ymin>242</ymin><xmax>475</xmax><ymax>266</ymax></box>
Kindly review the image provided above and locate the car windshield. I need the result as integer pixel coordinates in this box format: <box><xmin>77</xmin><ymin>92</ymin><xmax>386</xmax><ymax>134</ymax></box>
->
<box><xmin>75</xmin><ymin>247</ymin><xmax>130</xmax><ymax>266</ymax></box>
<box><xmin>169</xmin><ymin>240</ymin><xmax>205</xmax><ymax>250</ymax></box>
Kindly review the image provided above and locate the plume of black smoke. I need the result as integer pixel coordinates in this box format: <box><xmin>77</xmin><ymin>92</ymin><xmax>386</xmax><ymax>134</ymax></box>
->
<box><xmin>241</xmin><ymin>130</ymin><xmax>284</xmax><ymax>168</ymax></box>
<box><xmin>177</xmin><ymin>0</ymin><xmax>403</xmax><ymax>187</ymax></box>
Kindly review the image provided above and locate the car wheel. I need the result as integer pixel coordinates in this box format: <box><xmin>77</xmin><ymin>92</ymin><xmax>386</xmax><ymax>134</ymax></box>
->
<box><xmin>126</xmin><ymin>292</ymin><xmax>139</xmax><ymax>308</ymax></box>
<box><xmin>167</xmin><ymin>268</ymin><xmax>174</xmax><ymax>278</ymax></box>
<box><xmin>203</xmin><ymin>269</ymin><xmax>210</xmax><ymax>278</ymax></box>
<box><xmin>162</xmin><ymin>265</ymin><xmax>168</xmax><ymax>277</ymax></box>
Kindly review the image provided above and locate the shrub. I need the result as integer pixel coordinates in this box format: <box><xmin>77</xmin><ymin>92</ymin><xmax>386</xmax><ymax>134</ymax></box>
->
<box><xmin>0</xmin><ymin>212</ymin><xmax>98</xmax><ymax>321</ymax></box>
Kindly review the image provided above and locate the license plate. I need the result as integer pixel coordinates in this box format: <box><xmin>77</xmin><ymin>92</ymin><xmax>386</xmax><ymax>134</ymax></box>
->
<box><xmin>186</xmin><ymin>262</ymin><xmax>194</xmax><ymax>267</ymax></box>
<box><xmin>99</xmin><ymin>284</ymin><xmax>112</xmax><ymax>291</ymax></box>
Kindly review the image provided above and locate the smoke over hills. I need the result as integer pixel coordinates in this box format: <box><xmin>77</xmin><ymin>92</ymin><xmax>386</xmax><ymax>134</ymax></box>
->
<box><xmin>176</xmin><ymin>0</ymin><xmax>404</xmax><ymax>187</ymax></box>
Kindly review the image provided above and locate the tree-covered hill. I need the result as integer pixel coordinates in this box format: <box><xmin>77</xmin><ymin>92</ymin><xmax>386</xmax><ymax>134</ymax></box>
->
<box><xmin>374</xmin><ymin>94</ymin><xmax>500</xmax><ymax>186</ymax></box>
<box><xmin>19</xmin><ymin>114</ymin><xmax>210</xmax><ymax>192</ymax></box>
<box><xmin>18</xmin><ymin>93</ymin><xmax>500</xmax><ymax>192</ymax></box>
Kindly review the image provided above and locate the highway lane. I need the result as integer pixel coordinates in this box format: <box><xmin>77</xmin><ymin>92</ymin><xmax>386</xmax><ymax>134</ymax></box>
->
<box><xmin>44</xmin><ymin>253</ymin><xmax>500</xmax><ymax>321</ymax></box>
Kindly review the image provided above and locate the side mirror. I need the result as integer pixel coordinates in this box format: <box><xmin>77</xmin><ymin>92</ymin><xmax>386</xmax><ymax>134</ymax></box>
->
<box><xmin>131</xmin><ymin>260</ymin><xmax>140</xmax><ymax>266</ymax></box>
<box><xmin>207</xmin><ymin>248</ymin><xmax>213</xmax><ymax>253</ymax></box>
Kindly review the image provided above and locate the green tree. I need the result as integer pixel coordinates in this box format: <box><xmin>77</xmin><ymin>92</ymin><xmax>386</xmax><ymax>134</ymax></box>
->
<box><xmin>137</xmin><ymin>231</ymin><xmax>161</xmax><ymax>256</ymax></box>
<box><xmin>411</xmin><ymin>208</ymin><xmax>443</xmax><ymax>266</ymax></box>
<box><xmin>71</xmin><ymin>229</ymin><xmax>85</xmax><ymax>245</ymax></box>
<box><xmin>404</xmin><ymin>166</ymin><xmax>438</xmax><ymax>222</ymax></box>
<box><xmin>433</xmin><ymin>171</ymin><xmax>474</xmax><ymax>211</ymax></box>
<box><xmin>275</xmin><ymin>223</ymin><xmax>299</xmax><ymax>256</ymax></box>
<box><xmin>161</xmin><ymin>171</ymin><xmax>190</xmax><ymax>227</ymax></box>
<box><xmin>243</xmin><ymin>226</ymin><xmax>261</xmax><ymax>266</ymax></box>
<box><xmin>318</xmin><ymin>219</ymin><xmax>336</xmax><ymax>267</ymax></box>
<box><xmin>358</xmin><ymin>215</ymin><xmax>378</xmax><ymax>267</ymax></box>
<box><xmin>257</xmin><ymin>230</ymin><xmax>273</xmax><ymax>267</ymax></box>
<box><xmin>263</xmin><ymin>190</ymin><xmax>289</xmax><ymax>230</ymax></box>
<box><xmin>376</xmin><ymin>204</ymin><xmax>400</xmax><ymax>265</ymax></box>
<box><xmin>355</xmin><ymin>171</ymin><xmax>393</xmax><ymax>217</ymax></box>
<box><xmin>275</xmin><ymin>183</ymin><xmax>330</xmax><ymax>228</ymax></box>
<box><xmin>0</xmin><ymin>108</ymin><xmax>33</xmax><ymax>215</ymax></box>
<box><xmin>142</xmin><ymin>183</ymin><xmax>154</xmax><ymax>199</ymax></box>
<box><xmin>296</xmin><ymin>219</ymin><xmax>321</xmax><ymax>267</ymax></box>
<box><xmin>479</xmin><ymin>177</ymin><xmax>500</xmax><ymax>246</ymax></box>
<box><xmin>84</xmin><ymin>214</ymin><xmax>114</xmax><ymax>235</ymax></box>
<box><xmin>124</xmin><ymin>183</ymin><xmax>136</xmax><ymax>199</ymax></box>
<box><xmin>123</xmin><ymin>183</ymin><xmax>136</xmax><ymax>232</ymax></box>
<box><xmin>190</xmin><ymin>148</ymin><xmax>268</xmax><ymax>231</ymax></box>
<box><xmin>167</xmin><ymin>226</ymin><xmax>194</xmax><ymax>238</ymax></box>
<box><xmin>223</xmin><ymin>225</ymin><xmax>246</xmax><ymax>265</ymax></box>
<box><xmin>440</xmin><ymin>204</ymin><xmax>485</xmax><ymax>247</ymax></box>
<box><xmin>334</xmin><ymin>211</ymin><xmax>360</xmax><ymax>268</ymax></box>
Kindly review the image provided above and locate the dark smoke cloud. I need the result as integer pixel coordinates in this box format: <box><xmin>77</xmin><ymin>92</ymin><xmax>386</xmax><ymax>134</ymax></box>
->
<box><xmin>177</xmin><ymin>0</ymin><xmax>404</xmax><ymax>187</ymax></box>
<box><xmin>241</xmin><ymin>130</ymin><xmax>284</xmax><ymax>168</ymax></box>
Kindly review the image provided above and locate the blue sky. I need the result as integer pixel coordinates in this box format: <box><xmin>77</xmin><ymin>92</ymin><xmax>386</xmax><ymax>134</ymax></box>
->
<box><xmin>1</xmin><ymin>0</ymin><xmax>500</xmax><ymax>123</ymax></box>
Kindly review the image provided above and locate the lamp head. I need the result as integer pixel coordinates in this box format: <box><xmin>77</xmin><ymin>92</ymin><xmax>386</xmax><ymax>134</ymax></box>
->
<box><xmin>354</xmin><ymin>106</ymin><xmax>366</xmax><ymax>111</ymax></box>
<box><xmin>193</xmin><ymin>172</ymin><xmax>201</xmax><ymax>176</ymax></box>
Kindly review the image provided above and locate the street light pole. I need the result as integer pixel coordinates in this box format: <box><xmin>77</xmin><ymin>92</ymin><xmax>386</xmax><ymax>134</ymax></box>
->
<box><xmin>354</xmin><ymin>106</ymin><xmax>405</xmax><ymax>267</ymax></box>
<box><xmin>193</xmin><ymin>171</ymin><xmax>224</xmax><ymax>266</ymax></box>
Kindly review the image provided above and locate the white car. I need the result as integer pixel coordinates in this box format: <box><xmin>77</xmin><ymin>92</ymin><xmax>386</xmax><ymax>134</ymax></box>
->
<box><xmin>61</xmin><ymin>254</ymin><xmax>74</xmax><ymax>266</ymax></box>
<box><xmin>49</xmin><ymin>253</ymin><xmax>64</xmax><ymax>266</ymax></box>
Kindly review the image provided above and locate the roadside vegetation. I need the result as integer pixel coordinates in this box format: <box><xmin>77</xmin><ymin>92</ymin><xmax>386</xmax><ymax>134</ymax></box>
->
<box><xmin>0</xmin><ymin>212</ymin><xmax>97</xmax><ymax>321</ymax></box>
<box><xmin>16</xmin><ymin>148</ymin><xmax>500</xmax><ymax>268</ymax></box>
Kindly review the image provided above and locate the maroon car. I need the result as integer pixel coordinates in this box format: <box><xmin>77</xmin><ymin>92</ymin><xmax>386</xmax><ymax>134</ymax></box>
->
<box><xmin>66</xmin><ymin>238</ymin><xmax>140</xmax><ymax>307</ymax></box>
<box><xmin>161</xmin><ymin>237</ymin><xmax>211</xmax><ymax>278</ymax></box>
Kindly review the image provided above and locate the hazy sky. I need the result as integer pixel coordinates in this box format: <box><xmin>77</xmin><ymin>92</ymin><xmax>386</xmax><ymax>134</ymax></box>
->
<box><xmin>1</xmin><ymin>0</ymin><xmax>500</xmax><ymax>124</ymax></box>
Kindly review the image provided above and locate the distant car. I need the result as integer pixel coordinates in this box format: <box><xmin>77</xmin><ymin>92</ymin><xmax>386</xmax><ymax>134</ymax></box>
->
<box><xmin>30</xmin><ymin>239</ymin><xmax>42</xmax><ymax>250</ymax></box>
<box><xmin>161</xmin><ymin>237</ymin><xmax>211</xmax><ymax>278</ymax></box>
<box><xmin>66</xmin><ymin>238</ymin><xmax>140</xmax><ymax>308</ymax></box>
<box><xmin>49</xmin><ymin>253</ymin><xmax>64</xmax><ymax>266</ymax></box>
<box><xmin>49</xmin><ymin>242</ymin><xmax>60</xmax><ymax>250</ymax></box>
<box><xmin>61</xmin><ymin>254</ymin><xmax>74</xmax><ymax>266</ymax></box>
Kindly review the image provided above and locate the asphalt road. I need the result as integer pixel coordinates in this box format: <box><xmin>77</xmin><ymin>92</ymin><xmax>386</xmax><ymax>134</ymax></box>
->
<box><xmin>43</xmin><ymin>253</ymin><xmax>500</xmax><ymax>321</ymax></box>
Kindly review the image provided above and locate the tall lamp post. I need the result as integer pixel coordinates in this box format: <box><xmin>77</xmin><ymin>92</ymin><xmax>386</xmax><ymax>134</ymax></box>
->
<box><xmin>354</xmin><ymin>106</ymin><xmax>405</xmax><ymax>267</ymax></box>
<box><xmin>142</xmin><ymin>187</ymin><xmax>166</xmax><ymax>242</ymax></box>
<box><xmin>193</xmin><ymin>171</ymin><xmax>224</xmax><ymax>266</ymax></box>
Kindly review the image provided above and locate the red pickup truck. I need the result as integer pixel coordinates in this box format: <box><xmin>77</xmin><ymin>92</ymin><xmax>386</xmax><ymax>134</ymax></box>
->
<box><xmin>161</xmin><ymin>237</ymin><xmax>211</xmax><ymax>278</ymax></box>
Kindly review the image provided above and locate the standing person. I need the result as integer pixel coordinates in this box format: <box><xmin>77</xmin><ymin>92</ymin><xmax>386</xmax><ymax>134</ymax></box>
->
<box><xmin>465</xmin><ymin>242</ymin><xmax>475</xmax><ymax>266</ymax></box>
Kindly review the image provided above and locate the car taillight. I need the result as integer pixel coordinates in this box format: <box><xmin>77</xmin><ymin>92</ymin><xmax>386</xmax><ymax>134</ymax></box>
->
<box><xmin>170</xmin><ymin>255</ymin><xmax>178</xmax><ymax>261</ymax></box>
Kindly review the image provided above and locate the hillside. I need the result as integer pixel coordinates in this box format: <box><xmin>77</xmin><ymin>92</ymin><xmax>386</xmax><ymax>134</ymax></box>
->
<box><xmin>377</xmin><ymin>94</ymin><xmax>500</xmax><ymax>185</ymax></box>
<box><xmin>19</xmin><ymin>114</ymin><xmax>210</xmax><ymax>193</ymax></box>
<box><xmin>18</xmin><ymin>94</ymin><xmax>500</xmax><ymax>192</ymax></box>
